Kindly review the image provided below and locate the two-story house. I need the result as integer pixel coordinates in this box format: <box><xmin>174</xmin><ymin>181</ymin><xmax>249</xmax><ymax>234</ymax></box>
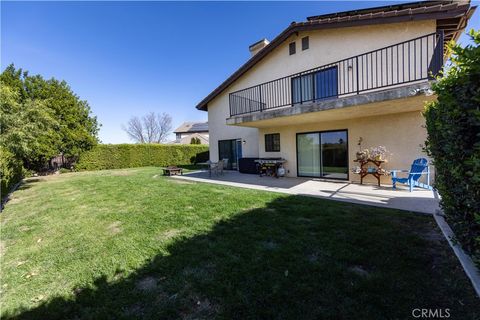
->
<box><xmin>172</xmin><ymin>121</ymin><xmax>209</xmax><ymax>145</ymax></box>
<box><xmin>196</xmin><ymin>1</ymin><xmax>476</xmax><ymax>182</ymax></box>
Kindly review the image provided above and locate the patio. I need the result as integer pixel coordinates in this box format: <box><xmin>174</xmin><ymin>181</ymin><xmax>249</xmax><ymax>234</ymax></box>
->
<box><xmin>173</xmin><ymin>170</ymin><xmax>440</xmax><ymax>214</ymax></box>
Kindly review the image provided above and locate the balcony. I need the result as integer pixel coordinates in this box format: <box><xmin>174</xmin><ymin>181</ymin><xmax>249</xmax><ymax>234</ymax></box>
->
<box><xmin>229</xmin><ymin>32</ymin><xmax>444</xmax><ymax>118</ymax></box>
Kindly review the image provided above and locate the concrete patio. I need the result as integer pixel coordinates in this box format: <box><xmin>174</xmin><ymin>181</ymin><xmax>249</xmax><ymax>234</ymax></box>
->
<box><xmin>172</xmin><ymin>170</ymin><xmax>440</xmax><ymax>214</ymax></box>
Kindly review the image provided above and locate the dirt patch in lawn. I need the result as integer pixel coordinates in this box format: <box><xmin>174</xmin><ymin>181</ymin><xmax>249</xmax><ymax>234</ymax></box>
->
<box><xmin>107</xmin><ymin>221</ymin><xmax>122</xmax><ymax>235</ymax></box>
<box><xmin>110</xmin><ymin>171</ymin><xmax>135</xmax><ymax>176</ymax></box>
<box><xmin>349</xmin><ymin>265</ymin><xmax>370</xmax><ymax>277</ymax></box>
<box><xmin>180</xmin><ymin>294</ymin><xmax>219</xmax><ymax>319</ymax></box>
<box><xmin>183</xmin><ymin>263</ymin><xmax>216</xmax><ymax>282</ymax></box>
<box><xmin>136</xmin><ymin>276</ymin><xmax>158</xmax><ymax>292</ymax></box>
<box><xmin>260</xmin><ymin>240</ymin><xmax>278</xmax><ymax>250</ymax></box>
<box><xmin>168</xmin><ymin>179</ymin><xmax>194</xmax><ymax>185</ymax></box>
<box><xmin>157</xmin><ymin>228</ymin><xmax>182</xmax><ymax>241</ymax></box>
<box><xmin>18</xmin><ymin>225</ymin><xmax>31</xmax><ymax>232</ymax></box>
<box><xmin>0</xmin><ymin>241</ymin><xmax>6</xmax><ymax>257</ymax></box>
<box><xmin>7</xmin><ymin>197</ymin><xmax>22</xmax><ymax>205</ymax></box>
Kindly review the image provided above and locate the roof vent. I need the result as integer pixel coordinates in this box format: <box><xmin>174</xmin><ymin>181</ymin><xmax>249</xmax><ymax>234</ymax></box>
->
<box><xmin>249</xmin><ymin>38</ymin><xmax>270</xmax><ymax>57</ymax></box>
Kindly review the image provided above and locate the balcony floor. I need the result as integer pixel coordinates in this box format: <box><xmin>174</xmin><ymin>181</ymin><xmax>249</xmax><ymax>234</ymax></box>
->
<box><xmin>172</xmin><ymin>170</ymin><xmax>440</xmax><ymax>214</ymax></box>
<box><xmin>227</xmin><ymin>81</ymin><xmax>435</xmax><ymax>128</ymax></box>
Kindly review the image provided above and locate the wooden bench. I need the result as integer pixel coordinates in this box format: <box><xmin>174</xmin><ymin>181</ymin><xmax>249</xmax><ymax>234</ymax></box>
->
<box><xmin>162</xmin><ymin>166</ymin><xmax>183</xmax><ymax>176</ymax></box>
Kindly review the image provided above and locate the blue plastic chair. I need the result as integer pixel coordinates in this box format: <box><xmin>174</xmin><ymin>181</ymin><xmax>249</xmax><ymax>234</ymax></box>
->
<box><xmin>391</xmin><ymin>158</ymin><xmax>433</xmax><ymax>192</ymax></box>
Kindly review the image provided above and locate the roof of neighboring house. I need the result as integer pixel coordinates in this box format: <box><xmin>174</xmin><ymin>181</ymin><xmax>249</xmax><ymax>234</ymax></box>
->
<box><xmin>196</xmin><ymin>0</ymin><xmax>476</xmax><ymax>111</ymax></box>
<box><xmin>173</xmin><ymin>121</ymin><xmax>209</xmax><ymax>133</ymax></box>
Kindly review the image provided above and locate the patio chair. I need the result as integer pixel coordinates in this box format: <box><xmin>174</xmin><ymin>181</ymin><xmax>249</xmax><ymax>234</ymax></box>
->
<box><xmin>217</xmin><ymin>159</ymin><xmax>225</xmax><ymax>175</ymax></box>
<box><xmin>208</xmin><ymin>160</ymin><xmax>218</xmax><ymax>177</ymax></box>
<box><xmin>208</xmin><ymin>160</ymin><xmax>225</xmax><ymax>177</ymax></box>
<box><xmin>221</xmin><ymin>158</ymin><xmax>229</xmax><ymax>173</ymax></box>
<box><xmin>391</xmin><ymin>158</ymin><xmax>433</xmax><ymax>192</ymax></box>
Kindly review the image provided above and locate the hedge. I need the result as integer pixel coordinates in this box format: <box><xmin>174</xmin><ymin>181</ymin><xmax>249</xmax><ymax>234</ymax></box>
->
<box><xmin>1</xmin><ymin>148</ymin><xmax>23</xmax><ymax>199</ymax></box>
<box><xmin>75</xmin><ymin>144</ymin><xmax>209</xmax><ymax>171</ymax></box>
<box><xmin>424</xmin><ymin>30</ymin><xmax>480</xmax><ymax>265</ymax></box>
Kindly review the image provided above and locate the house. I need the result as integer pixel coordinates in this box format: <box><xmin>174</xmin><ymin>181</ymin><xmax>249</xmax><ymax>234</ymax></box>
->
<box><xmin>172</xmin><ymin>121</ymin><xmax>209</xmax><ymax>145</ymax></box>
<box><xmin>196</xmin><ymin>0</ymin><xmax>476</xmax><ymax>183</ymax></box>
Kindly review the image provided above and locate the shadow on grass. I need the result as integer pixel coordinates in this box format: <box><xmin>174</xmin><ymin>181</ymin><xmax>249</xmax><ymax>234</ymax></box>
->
<box><xmin>15</xmin><ymin>178</ymin><xmax>46</xmax><ymax>192</ymax></box>
<box><xmin>4</xmin><ymin>196</ymin><xmax>478</xmax><ymax>320</ymax></box>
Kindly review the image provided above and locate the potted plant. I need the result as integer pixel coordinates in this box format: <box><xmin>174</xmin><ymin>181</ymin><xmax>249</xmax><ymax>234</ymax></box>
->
<box><xmin>369</xmin><ymin>146</ymin><xmax>389</xmax><ymax>161</ymax></box>
<box><xmin>356</xmin><ymin>149</ymin><xmax>369</xmax><ymax>161</ymax></box>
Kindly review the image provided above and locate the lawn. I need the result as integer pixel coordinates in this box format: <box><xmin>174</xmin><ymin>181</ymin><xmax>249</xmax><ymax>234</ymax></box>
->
<box><xmin>1</xmin><ymin>167</ymin><xmax>478</xmax><ymax>319</ymax></box>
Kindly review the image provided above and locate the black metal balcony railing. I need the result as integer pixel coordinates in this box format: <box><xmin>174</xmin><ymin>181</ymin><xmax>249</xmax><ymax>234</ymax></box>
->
<box><xmin>229</xmin><ymin>32</ymin><xmax>444</xmax><ymax>117</ymax></box>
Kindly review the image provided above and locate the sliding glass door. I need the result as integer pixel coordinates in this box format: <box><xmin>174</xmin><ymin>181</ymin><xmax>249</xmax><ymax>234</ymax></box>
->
<box><xmin>297</xmin><ymin>133</ymin><xmax>321</xmax><ymax>177</ymax></box>
<box><xmin>297</xmin><ymin>130</ymin><xmax>348</xmax><ymax>180</ymax></box>
<box><xmin>292</xmin><ymin>67</ymin><xmax>339</xmax><ymax>104</ymax></box>
<box><xmin>218</xmin><ymin>139</ymin><xmax>242</xmax><ymax>170</ymax></box>
<box><xmin>320</xmin><ymin>131</ymin><xmax>348</xmax><ymax>179</ymax></box>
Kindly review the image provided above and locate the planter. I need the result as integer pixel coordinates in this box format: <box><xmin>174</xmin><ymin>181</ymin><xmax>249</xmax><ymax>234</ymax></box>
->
<box><xmin>356</xmin><ymin>151</ymin><xmax>369</xmax><ymax>161</ymax></box>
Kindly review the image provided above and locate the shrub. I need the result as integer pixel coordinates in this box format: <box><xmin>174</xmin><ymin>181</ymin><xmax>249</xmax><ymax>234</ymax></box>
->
<box><xmin>195</xmin><ymin>150</ymin><xmax>209</xmax><ymax>163</ymax></box>
<box><xmin>0</xmin><ymin>148</ymin><xmax>23</xmax><ymax>198</ymax></box>
<box><xmin>75</xmin><ymin>144</ymin><xmax>209</xmax><ymax>171</ymax></box>
<box><xmin>190</xmin><ymin>137</ymin><xmax>201</xmax><ymax>144</ymax></box>
<box><xmin>424</xmin><ymin>30</ymin><xmax>480</xmax><ymax>265</ymax></box>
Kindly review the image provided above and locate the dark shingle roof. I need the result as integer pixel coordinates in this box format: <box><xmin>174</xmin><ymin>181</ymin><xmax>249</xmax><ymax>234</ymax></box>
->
<box><xmin>196</xmin><ymin>0</ymin><xmax>476</xmax><ymax>111</ymax></box>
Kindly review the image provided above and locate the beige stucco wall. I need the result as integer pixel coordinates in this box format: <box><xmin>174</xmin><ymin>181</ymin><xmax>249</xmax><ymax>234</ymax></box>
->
<box><xmin>257</xmin><ymin>110</ymin><xmax>431</xmax><ymax>184</ymax></box>
<box><xmin>207</xmin><ymin>20</ymin><xmax>437</xmax><ymax>167</ymax></box>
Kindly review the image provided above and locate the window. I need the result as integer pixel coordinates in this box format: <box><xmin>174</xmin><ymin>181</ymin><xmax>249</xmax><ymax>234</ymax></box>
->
<box><xmin>302</xmin><ymin>36</ymin><xmax>309</xmax><ymax>50</ymax></box>
<box><xmin>289</xmin><ymin>42</ymin><xmax>296</xmax><ymax>55</ymax></box>
<box><xmin>265</xmin><ymin>133</ymin><xmax>280</xmax><ymax>152</ymax></box>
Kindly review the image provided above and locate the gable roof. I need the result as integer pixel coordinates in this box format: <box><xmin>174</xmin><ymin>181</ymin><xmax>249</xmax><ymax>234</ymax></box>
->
<box><xmin>196</xmin><ymin>0</ymin><xmax>476</xmax><ymax>111</ymax></box>
<box><xmin>173</xmin><ymin>121</ymin><xmax>209</xmax><ymax>133</ymax></box>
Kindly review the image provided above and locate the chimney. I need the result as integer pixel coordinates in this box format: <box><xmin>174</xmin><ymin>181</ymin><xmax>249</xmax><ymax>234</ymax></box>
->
<box><xmin>249</xmin><ymin>38</ymin><xmax>270</xmax><ymax>57</ymax></box>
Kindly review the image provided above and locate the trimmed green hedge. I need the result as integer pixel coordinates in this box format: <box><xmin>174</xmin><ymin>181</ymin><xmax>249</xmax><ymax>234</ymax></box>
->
<box><xmin>75</xmin><ymin>144</ymin><xmax>209</xmax><ymax>171</ymax></box>
<box><xmin>1</xmin><ymin>148</ymin><xmax>23</xmax><ymax>198</ymax></box>
<box><xmin>424</xmin><ymin>30</ymin><xmax>480</xmax><ymax>265</ymax></box>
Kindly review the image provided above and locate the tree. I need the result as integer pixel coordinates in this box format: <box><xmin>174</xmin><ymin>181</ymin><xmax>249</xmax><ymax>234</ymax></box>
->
<box><xmin>0</xmin><ymin>85</ymin><xmax>58</xmax><ymax>161</ymax></box>
<box><xmin>424</xmin><ymin>29</ymin><xmax>480</xmax><ymax>265</ymax></box>
<box><xmin>0</xmin><ymin>64</ymin><xmax>100</xmax><ymax>170</ymax></box>
<box><xmin>123</xmin><ymin>112</ymin><xmax>172</xmax><ymax>143</ymax></box>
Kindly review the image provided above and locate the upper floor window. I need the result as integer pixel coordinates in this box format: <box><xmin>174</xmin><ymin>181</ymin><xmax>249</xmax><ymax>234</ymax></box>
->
<box><xmin>302</xmin><ymin>37</ymin><xmax>309</xmax><ymax>50</ymax></box>
<box><xmin>265</xmin><ymin>133</ymin><xmax>280</xmax><ymax>152</ymax></box>
<box><xmin>289</xmin><ymin>42</ymin><xmax>296</xmax><ymax>55</ymax></box>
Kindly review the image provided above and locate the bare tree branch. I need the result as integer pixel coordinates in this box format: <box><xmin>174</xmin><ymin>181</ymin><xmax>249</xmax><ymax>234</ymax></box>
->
<box><xmin>123</xmin><ymin>116</ymin><xmax>145</xmax><ymax>143</ymax></box>
<box><xmin>155</xmin><ymin>113</ymin><xmax>172</xmax><ymax>143</ymax></box>
<box><xmin>143</xmin><ymin>112</ymin><xmax>157</xmax><ymax>143</ymax></box>
<box><xmin>122</xmin><ymin>112</ymin><xmax>172</xmax><ymax>143</ymax></box>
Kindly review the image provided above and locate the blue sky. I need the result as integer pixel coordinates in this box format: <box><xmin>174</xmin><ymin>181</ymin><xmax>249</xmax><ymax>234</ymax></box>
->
<box><xmin>2</xmin><ymin>1</ymin><xmax>479</xmax><ymax>143</ymax></box>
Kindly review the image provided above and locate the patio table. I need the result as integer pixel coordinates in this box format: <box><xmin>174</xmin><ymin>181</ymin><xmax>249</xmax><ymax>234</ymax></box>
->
<box><xmin>353</xmin><ymin>159</ymin><xmax>388</xmax><ymax>186</ymax></box>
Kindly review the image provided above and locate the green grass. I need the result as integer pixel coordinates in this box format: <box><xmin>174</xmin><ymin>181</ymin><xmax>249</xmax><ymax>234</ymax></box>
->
<box><xmin>1</xmin><ymin>167</ymin><xmax>478</xmax><ymax>319</ymax></box>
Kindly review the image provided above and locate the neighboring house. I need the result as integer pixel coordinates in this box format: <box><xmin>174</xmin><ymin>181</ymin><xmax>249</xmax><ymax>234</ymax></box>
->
<box><xmin>196</xmin><ymin>1</ymin><xmax>475</xmax><ymax>183</ymax></box>
<box><xmin>172</xmin><ymin>122</ymin><xmax>209</xmax><ymax>144</ymax></box>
